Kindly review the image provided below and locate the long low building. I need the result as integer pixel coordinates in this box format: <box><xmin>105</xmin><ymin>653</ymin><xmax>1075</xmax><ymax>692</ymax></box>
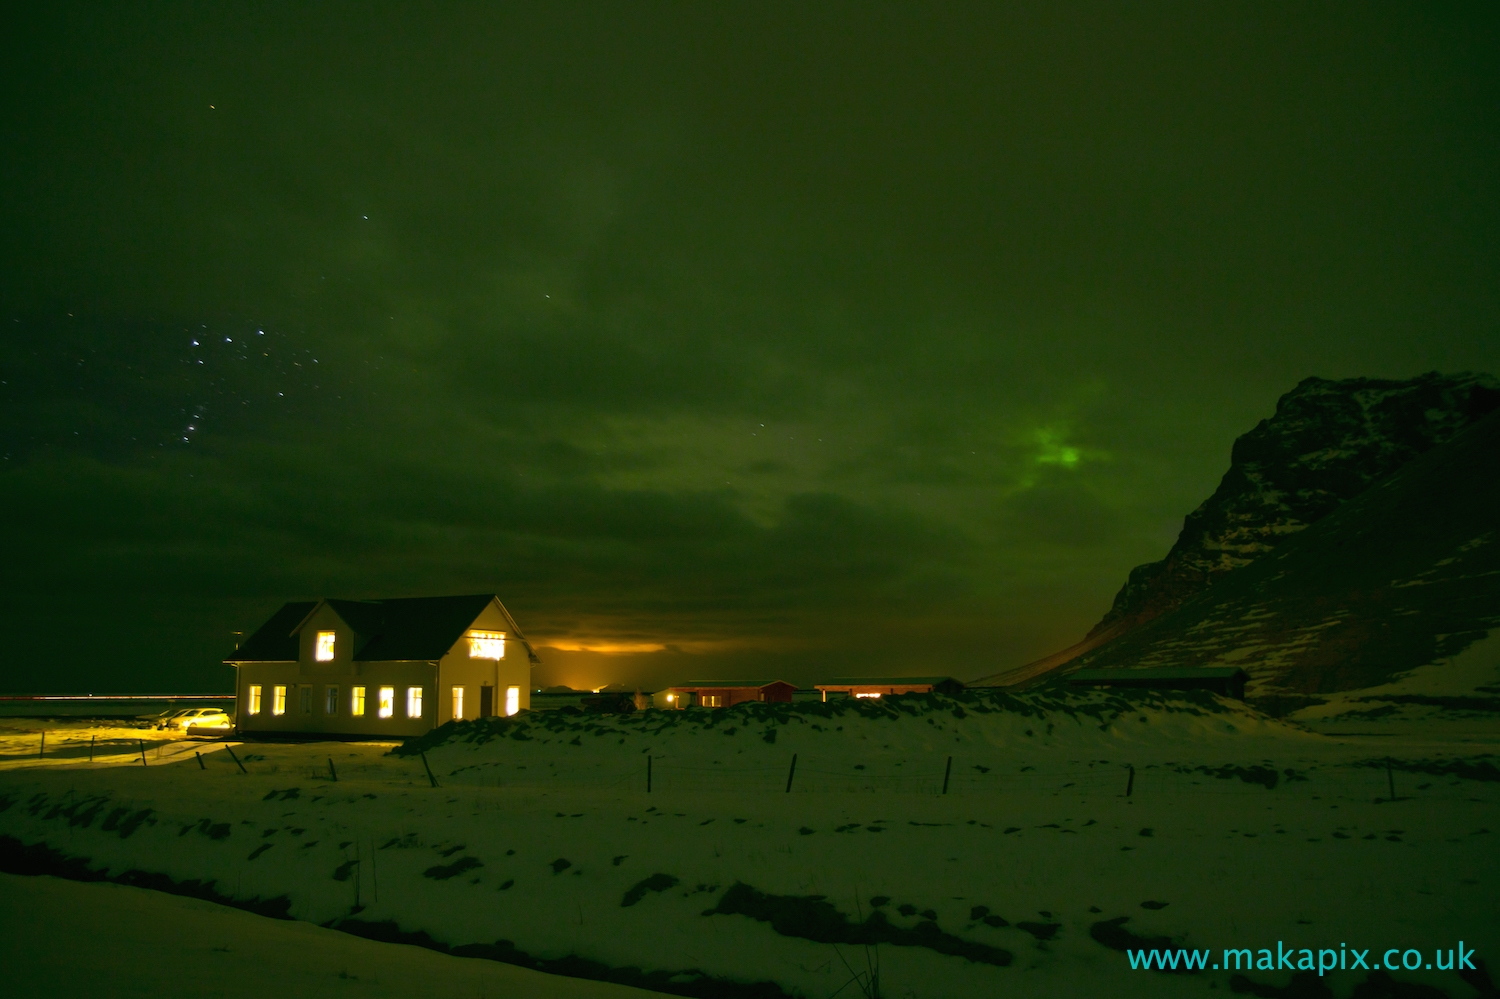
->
<box><xmin>226</xmin><ymin>594</ymin><xmax>540</xmax><ymax>737</ymax></box>
<box><xmin>814</xmin><ymin>676</ymin><xmax>965</xmax><ymax>700</ymax></box>
<box><xmin>1064</xmin><ymin>666</ymin><xmax>1249</xmax><ymax>700</ymax></box>
<box><xmin>664</xmin><ymin>680</ymin><xmax>796</xmax><ymax>709</ymax></box>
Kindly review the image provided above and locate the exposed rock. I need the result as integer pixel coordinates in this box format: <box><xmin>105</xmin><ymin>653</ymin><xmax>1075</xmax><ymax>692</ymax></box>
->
<box><xmin>1068</xmin><ymin>406</ymin><xmax>1500</xmax><ymax>694</ymax></box>
<box><xmin>1090</xmin><ymin>372</ymin><xmax>1500</xmax><ymax>639</ymax></box>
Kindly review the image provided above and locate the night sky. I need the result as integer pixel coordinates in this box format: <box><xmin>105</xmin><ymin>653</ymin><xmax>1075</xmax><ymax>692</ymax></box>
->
<box><xmin>3</xmin><ymin>3</ymin><xmax>1498</xmax><ymax>694</ymax></box>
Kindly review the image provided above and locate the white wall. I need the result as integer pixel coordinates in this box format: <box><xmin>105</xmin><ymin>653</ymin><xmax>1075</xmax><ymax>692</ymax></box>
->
<box><xmin>236</xmin><ymin>659</ymin><xmax>437</xmax><ymax>738</ymax></box>
<box><xmin>437</xmin><ymin>600</ymin><xmax>533</xmax><ymax>722</ymax></box>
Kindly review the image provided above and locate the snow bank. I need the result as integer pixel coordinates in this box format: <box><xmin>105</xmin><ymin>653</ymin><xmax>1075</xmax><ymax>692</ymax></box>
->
<box><xmin>0</xmin><ymin>690</ymin><xmax>1493</xmax><ymax>999</ymax></box>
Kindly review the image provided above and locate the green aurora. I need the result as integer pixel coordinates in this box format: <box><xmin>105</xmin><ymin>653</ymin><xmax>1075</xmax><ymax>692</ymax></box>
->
<box><xmin>2</xmin><ymin>2</ymin><xmax>1498</xmax><ymax>691</ymax></box>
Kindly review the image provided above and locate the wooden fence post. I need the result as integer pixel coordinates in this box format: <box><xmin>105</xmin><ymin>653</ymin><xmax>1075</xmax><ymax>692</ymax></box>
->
<box><xmin>39</xmin><ymin>731</ymin><xmax>45</xmax><ymax>758</ymax></box>
<box><xmin>195</xmin><ymin>751</ymin><xmax>206</xmax><ymax>769</ymax></box>
<box><xmin>420</xmin><ymin>750</ymin><xmax>440</xmax><ymax>788</ymax></box>
<box><xmin>224</xmin><ymin>745</ymin><xmax>248</xmax><ymax>774</ymax></box>
<box><xmin>328</xmin><ymin>757</ymin><xmax>338</xmax><ymax>782</ymax></box>
<box><xmin>139</xmin><ymin>740</ymin><xmax>148</xmax><ymax>767</ymax></box>
<box><xmin>1125</xmin><ymin>764</ymin><xmax>1134</xmax><ymax>798</ymax></box>
<box><xmin>646</xmin><ymin>754</ymin><xmax>652</xmax><ymax>793</ymax></box>
<box><xmin>89</xmin><ymin>735</ymin><xmax>95</xmax><ymax>763</ymax></box>
<box><xmin>785</xmin><ymin>753</ymin><xmax>798</xmax><ymax>793</ymax></box>
<box><xmin>942</xmin><ymin>756</ymin><xmax>952</xmax><ymax>794</ymax></box>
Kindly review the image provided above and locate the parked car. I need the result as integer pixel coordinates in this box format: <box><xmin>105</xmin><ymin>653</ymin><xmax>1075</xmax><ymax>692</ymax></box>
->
<box><xmin>151</xmin><ymin>708</ymin><xmax>195</xmax><ymax>729</ymax></box>
<box><xmin>159</xmin><ymin>707</ymin><xmax>232</xmax><ymax>731</ymax></box>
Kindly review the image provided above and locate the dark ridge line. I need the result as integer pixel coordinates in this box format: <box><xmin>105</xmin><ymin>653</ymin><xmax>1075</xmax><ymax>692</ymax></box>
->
<box><xmin>1356</xmin><ymin>756</ymin><xmax>1500</xmax><ymax>783</ymax></box>
<box><xmin>1350</xmin><ymin>695</ymin><xmax>1500</xmax><ymax>714</ymax></box>
<box><xmin>334</xmin><ymin>917</ymin><xmax>791</xmax><ymax>999</ymax></box>
<box><xmin>392</xmin><ymin>687</ymin><xmax>1243</xmax><ymax>757</ymax></box>
<box><xmin>621</xmin><ymin>873</ymin><xmax>680</xmax><ymax>907</ymax></box>
<box><xmin>1089</xmin><ymin>917</ymin><xmax>1177</xmax><ymax>964</ymax></box>
<box><xmin>703</xmin><ymin>881</ymin><xmax>1013</xmax><ymax>967</ymax></box>
<box><xmin>0</xmin><ymin>834</ymin><xmax>294</xmax><ymax>920</ymax></box>
<box><xmin>0</xmin><ymin>835</ymin><xmax>792</xmax><ymax>999</ymax></box>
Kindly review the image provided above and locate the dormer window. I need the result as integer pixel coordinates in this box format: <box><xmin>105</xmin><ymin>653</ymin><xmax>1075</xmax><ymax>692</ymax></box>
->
<box><xmin>467</xmin><ymin>630</ymin><xmax>505</xmax><ymax>659</ymax></box>
<box><xmin>315</xmin><ymin>631</ymin><xmax>336</xmax><ymax>661</ymax></box>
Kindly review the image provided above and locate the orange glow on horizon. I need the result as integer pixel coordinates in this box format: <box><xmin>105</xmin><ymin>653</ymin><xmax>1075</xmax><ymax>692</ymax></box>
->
<box><xmin>543</xmin><ymin>640</ymin><xmax>668</xmax><ymax>654</ymax></box>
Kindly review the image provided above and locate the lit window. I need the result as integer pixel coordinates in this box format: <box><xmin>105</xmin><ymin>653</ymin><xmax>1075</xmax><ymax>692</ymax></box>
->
<box><xmin>325</xmin><ymin>686</ymin><xmax>339</xmax><ymax>714</ymax></box>
<box><xmin>247</xmin><ymin>685</ymin><xmax>262</xmax><ymax>715</ymax></box>
<box><xmin>272</xmin><ymin>685</ymin><xmax>286</xmax><ymax>716</ymax></box>
<box><xmin>505</xmin><ymin>686</ymin><xmax>519</xmax><ymax>716</ymax></box>
<box><xmin>467</xmin><ymin>630</ymin><xmax>506</xmax><ymax>659</ymax></box>
<box><xmin>315</xmin><ymin>631</ymin><xmax>336</xmax><ymax>661</ymax></box>
<box><xmin>300</xmin><ymin>686</ymin><xmax>312</xmax><ymax>713</ymax></box>
<box><xmin>701</xmin><ymin>694</ymin><xmax>722</xmax><ymax>708</ymax></box>
<box><xmin>452</xmin><ymin>686</ymin><xmax>464</xmax><ymax>721</ymax></box>
<box><xmin>407</xmin><ymin>686</ymin><xmax>424</xmax><ymax>718</ymax></box>
<box><xmin>351</xmin><ymin>686</ymin><xmax>366</xmax><ymax>716</ymax></box>
<box><xmin>854</xmin><ymin>692</ymin><xmax>881</xmax><ymax>699</ymax></box>
<box><xmin>377</xmin><ymin>686</ymin><xmax>394</xmax><ymax>718</ymax></box>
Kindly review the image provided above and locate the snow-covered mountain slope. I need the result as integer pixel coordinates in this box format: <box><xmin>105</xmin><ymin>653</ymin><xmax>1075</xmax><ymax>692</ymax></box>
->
<box><xmin>1063</xmin><ymin>408</ymin><xmax>1500</xmax><ymax>699</ymax></box>
<box><xmin>1092</xmin><ymin>372</ymin><xmax>1498</xmax><ymax>641</ymax></box>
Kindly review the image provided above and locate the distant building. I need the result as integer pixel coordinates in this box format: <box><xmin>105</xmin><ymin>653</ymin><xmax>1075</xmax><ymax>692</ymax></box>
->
<box><xmin>665</xmin><ymin>680</ymin><xmax>797</xmax><ymax>709</ymax></box>
<box><xmin>814</xmin><ymin>676</ymin><xmax>965</xmax><ymax>700</ymax></box>
<box><xmin>1065</xmin><ymin>667</ymin><xmax>1249</xmax><ymax>700</ymax></box>
<box><xmin>226</xmin><ymin>594</ymin><xmax>540</xmax><ymax>737</ymax></box>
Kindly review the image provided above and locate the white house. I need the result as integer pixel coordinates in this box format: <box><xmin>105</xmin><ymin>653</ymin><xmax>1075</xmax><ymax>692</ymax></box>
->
<box><xmin>226</xmin><ymin>594</ymin><xmax>539</xmax><ymax>737</ymax></box>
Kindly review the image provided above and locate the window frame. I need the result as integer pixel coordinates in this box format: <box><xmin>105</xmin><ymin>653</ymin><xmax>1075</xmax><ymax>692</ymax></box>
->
<box><xmin>406</xmin><ymin>686</ymin><xmax>424</xmax><ymax>719</ymax></box>
<box><xmin>315</xmin><ymin>630</ymin><xmax>336</xmax><ymax>662</ymax></box>
<box><xmin>467</xmin><ymin>630</ymin><xmax>506</xmax><ymax>659</ymax></box>
<box><xmin>247</xmin><ymin>685</ymin><xmax>262</xmax><ymax>715</ymax></box>
<box><xmin>351</xmin><ymin>686</ymin><xmax>366</xmax><ymax>717</ymax></box>
<box><xmin>377</xmin><ymin>686</ymin><xmax>394</xmax><ymax>719</ymax></box>
<box><xmin>452</xmin><ymin>685</ymin><xmax>464</xmax><ymax>721</ymax></box>
<box><xmin>272</xmin><ymin>685</ymin><xmax>286</xmax><ymax>716</ymax></box>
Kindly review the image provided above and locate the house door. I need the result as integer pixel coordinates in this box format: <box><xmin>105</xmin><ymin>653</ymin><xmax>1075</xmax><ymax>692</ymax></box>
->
<box><xmin>480</xmin><ymin>685</ymin><xmax>494</xmax><ymax>717</ymax></box>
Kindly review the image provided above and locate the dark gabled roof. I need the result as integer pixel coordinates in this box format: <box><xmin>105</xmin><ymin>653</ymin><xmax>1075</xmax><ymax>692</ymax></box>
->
<box><xmin>226</xmin><ymin>594</ymin><xmax>539</xmax><ymax>664</ymax></box>
<box><xmin>816</xmin><ymin>676</ymin><xmax>961</xmax><ymax>687</ymax></box>
<box><xmin>226</xmin><ymin>601</ymin><xmax>316</xmax><ymax>662</ymax></box>
<box><xmin>1067</xmin><ymin>667</ymin><xmax>1249</xmax><ymax>682</ymax></box>
<box><xmin>322</xmin><ymin>598</ymin><xmax>388</xmax><ymax>639</ymax></box>
<box><xmin>351</xmin><ymin>594</ymin><xmax>496</xmax><ymax>661</ymax></box>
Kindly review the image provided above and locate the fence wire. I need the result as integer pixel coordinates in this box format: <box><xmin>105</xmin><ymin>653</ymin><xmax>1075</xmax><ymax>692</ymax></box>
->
<box><xmin>414</xmin><ymin>755</ymin><xmax>1493</xmax><ymax>799</ymax></box>
<box><xmin>8</xmin><ymin>731</ymin><xmax>1488</xmax><ymax>803</ymax></box>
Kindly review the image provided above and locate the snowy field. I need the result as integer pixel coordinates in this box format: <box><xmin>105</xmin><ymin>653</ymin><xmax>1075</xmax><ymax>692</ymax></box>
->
<box><xmin>0</xmin><ymin>718</ymin><xmax>235</xmax><ymax>771</ymax></box>
<box><xmin>0</xmin><ymin>871</ymin><xmax>657</xmax><ymax>999</ymax></box>
<box><xmin>0</xmin><ymin>689</ymin><xmax>1495</xmax><ymax>999</ymax></box>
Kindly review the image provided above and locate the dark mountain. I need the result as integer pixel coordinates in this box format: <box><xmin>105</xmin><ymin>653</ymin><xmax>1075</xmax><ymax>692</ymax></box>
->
<box><xmin>1089</xmin><ymin>372</ymin><xmax>1499</xmax><ymax>640</ymax></box>
<box><xmin>1060</xmin><ymin>407</ymin><xmax>1500</xmax><ymax>696</ymax></box>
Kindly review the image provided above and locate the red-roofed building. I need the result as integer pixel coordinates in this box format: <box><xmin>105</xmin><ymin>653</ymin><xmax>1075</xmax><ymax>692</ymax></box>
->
<box><xmin>814</xmin><ymin>676</ymin><xmax>964</xmax><ymax>700</ymax></box>
<box><xmin>665</xmin><ymin>680</ymin><xmax>797</xmax><ymax>709</ymax></box>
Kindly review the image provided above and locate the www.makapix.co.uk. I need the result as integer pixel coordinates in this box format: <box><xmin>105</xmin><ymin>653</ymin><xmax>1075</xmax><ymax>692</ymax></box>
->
<box><xmin>1129</xmin><ymin>941</ymin><xmax>1478</xmax><ymax>975</ymax></box>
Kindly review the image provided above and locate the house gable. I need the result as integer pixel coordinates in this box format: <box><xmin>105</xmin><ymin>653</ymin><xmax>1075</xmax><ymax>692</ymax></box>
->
<box><xmin>225</xmin><ymin>601</ymin><xmax>315</xmax><ymax>663</ymax></box>
<box><xmin>226</xmin><ymin>594</ymin><xmax>543</xmax><ymax>668</ymax></box>
<box><xmin>291</xmin><ymin>600</ymin><xmax>370</xmax><ymax>670</ymax></box>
